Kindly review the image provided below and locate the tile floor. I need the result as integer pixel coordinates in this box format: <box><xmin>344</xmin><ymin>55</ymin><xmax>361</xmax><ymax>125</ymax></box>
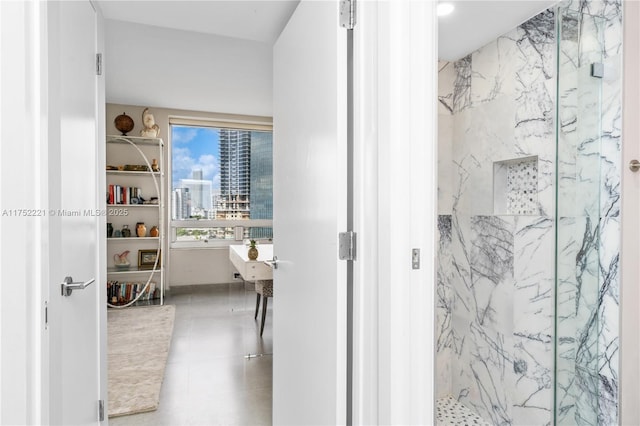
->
<box><xmin>436</xmin><ymin>396</ymin><xmax>491</xmax><ymax>426</ymax></box>
<box><xmin>108</xmin><ymin>283</ymin><xmax>489</xmax><ymax>426</ymax></box>
<box><xmin>109</xmin><ymin>282</ymin><xmax>273</xmax><ymax>426</ymax></box>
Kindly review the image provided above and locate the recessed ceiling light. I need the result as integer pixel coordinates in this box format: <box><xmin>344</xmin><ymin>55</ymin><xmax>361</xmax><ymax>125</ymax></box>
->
<box><xmin>437</xmin><ymin>2</ymin><xmax>455</xmax><ymax>17</ymax></box>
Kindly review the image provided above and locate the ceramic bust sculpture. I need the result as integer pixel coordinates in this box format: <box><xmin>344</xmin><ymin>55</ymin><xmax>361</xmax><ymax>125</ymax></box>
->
<box><xmin>140</xmin><ymin>108</ymin><xmax>160</xmax><ymax>138</ymax></box>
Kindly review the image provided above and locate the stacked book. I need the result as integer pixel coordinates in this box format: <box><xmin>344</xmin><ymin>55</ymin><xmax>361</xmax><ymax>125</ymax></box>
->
<box><xmin>108</xmin><ymin>185</ymin><xmax>143</xmax><ymax>205</ymax></box>
<box><xmin>107</xmin><ymin>280</ymin><xmax>158</xmax><ymax>305</ymax></box>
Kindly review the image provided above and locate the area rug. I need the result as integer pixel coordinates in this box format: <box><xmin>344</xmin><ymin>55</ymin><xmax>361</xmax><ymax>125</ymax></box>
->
<box><xmin>107</xmin><ymin>304</ymin><xmax>175</xmax><ymax>417</ymax></box>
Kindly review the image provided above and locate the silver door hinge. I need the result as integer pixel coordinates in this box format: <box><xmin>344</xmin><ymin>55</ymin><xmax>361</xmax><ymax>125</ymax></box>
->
<box><xmin>96</xmin><ymin>53</ymin><xmax>102</xmax><ymax>76</ymax></box>
<box><xmin>339</xmin><ymin>231</ymin><xmax>357</xmax><ymax>261</ymax></box>
<box><xmin>98</xmin><ymin>399</ymin><xmax>105</xmax><ymax>421</ymax></box>
<box><xmin>340</xmin><ymin>0</ymin><xmax>356</xmax><ymax>29</ymax></box>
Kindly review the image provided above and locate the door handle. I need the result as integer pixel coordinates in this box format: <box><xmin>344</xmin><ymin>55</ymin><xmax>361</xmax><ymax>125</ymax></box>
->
<box><xmin>61</xmin><ymin>276</ymin><xmax>95</xmax><ymax>296</ymax></box>
<box><xmin>264</xmin><ymin>256</ymin><xmax>279</xmax><ymax>270</ymax></box>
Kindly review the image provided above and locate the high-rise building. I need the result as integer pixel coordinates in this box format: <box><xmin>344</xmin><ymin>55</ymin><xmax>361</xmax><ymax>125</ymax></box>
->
<box><xmin>179</xmin><ymin>177</ymin><xmax>212</xmax><ymax>218</ymax></box>
<box><xmin>249</xmin><ymin>131</ymin><xmax>273</xmax><ymax>239</ymax></box>
<box><xmin>174</xmin><ymin>169</ymin><xmax>213</xmax><ymax>219</ymax></box>
<box><xmin>172</xmin><ymin>187</ymin><xmax>191</xmax><ymax>220</ymax></box>
<box><xmin>209</xmin><ymin>188</ymin><xmax>220</xmax><ymax>219</ymax></box>
<box><xmin>217</xmin><ymin>130</ymin><xmax>251</xmax><ymax>220</ymax></box>
<box><xmin>220</xmin><ymin>130</ymin><xmax>250</xmax><ymax>196</ymax></box>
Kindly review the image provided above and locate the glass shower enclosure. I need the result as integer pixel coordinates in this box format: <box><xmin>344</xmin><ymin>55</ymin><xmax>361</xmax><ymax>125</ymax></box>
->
<box><xmin>435</xmin><ymin>2</ymin><xmax>622</xmax><ymax>425</ymax></box>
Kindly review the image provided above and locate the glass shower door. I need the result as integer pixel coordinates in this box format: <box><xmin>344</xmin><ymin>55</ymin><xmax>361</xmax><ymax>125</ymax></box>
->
<box><xmin>555</xmin><ymin>8</ymin><xmax>619</xmax><ymax>425</ymax></box>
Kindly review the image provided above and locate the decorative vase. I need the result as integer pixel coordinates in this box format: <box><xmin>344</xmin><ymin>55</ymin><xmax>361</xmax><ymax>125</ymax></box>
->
<box><xmin>121</xmin><ymin>224</ymin><xmax>131</xmax><ymax>238</ymax></box>
<box><xmin>113</xmin><ymin>250</ymin><xmax>130</xmax><ymax>269</ymax></box>
<box><xmin>136</xmin><ymin>222</ymin><xmax>147</xmax><ymax>237</ymax></box>
<box><xmin>107</xmin><ymin>222</ymin><xmax>113</xmax><ymax>238</ymax></box>
<box><xmin>151</xmin><ymin>158</ymin><xmax>159</xmax><ymax>172</ymax></box>
<box><xmin>149</xmin><ymin>225</ymin><xmax>159</xmax><ymax>237</ymax></box>
<box><xmin>248</xmin><ymin>246</ymin><xmax>259</xmax><ymax>261</ymax></box>
<box><xmin>114</xmin><ymin>112</ymin><xmax>134</xmax><ymax>136</ymax></box>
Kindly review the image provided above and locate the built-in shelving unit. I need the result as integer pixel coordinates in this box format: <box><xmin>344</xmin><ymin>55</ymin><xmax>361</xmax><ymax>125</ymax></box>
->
<box><xmin>106</xmin><ymin>135</ymin><xmax>164</xmax><ymax>307</ymax></box>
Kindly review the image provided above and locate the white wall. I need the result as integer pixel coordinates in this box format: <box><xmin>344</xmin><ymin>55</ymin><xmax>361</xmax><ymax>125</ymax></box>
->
<box><xmin>169</xmin><ymin>248</ymin><xmax>238</xmax><ymax>286</ymax></box>
<box><xmin>104</xmin><ymin>19</ymin><xmax>273</xmax><ymax>117</ymax></box>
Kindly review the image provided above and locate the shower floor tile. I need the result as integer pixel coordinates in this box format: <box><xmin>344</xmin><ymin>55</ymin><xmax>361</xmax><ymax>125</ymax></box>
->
<box><xmin>436</xmin><ymin>396</ymin><xmax>491</xmax><ymax>426</ymax></box>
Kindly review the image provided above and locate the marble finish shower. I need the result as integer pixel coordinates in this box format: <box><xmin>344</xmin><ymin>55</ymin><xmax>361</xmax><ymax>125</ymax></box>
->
<box><xmin>436</xmin><ymin>1</ymin><xmax>621</xmax><ymax>425</ymax></box>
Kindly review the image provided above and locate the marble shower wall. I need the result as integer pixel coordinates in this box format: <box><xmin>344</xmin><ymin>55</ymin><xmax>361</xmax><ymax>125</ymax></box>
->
<box><xmin>436</xmin><ymin>10</ymin><xmax>556</xmax><ymax>425</ymax></box>
<box><xmin>436</xmin><ymin>1</ymin><xmax>621</xmax><ymax>425</ymax></box>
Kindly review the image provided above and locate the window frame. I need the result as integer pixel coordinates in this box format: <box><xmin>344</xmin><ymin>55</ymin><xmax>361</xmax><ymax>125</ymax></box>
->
<box><xmin>168</xmin><ymin>116</ymin><xmax>273</xmax><ymax>249</ymax></box>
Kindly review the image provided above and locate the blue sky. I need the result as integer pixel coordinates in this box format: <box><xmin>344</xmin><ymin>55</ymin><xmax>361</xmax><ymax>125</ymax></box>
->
<box><xmin>171</xmin><ymin>125</ymin><xmax>220</xmax><ymax>190</ymax></box>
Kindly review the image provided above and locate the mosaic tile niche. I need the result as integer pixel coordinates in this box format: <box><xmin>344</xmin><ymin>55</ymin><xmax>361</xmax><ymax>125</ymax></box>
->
<box><xmin>494</xmin><ymin>156</ymin><xmax>539</xmax><ymax>215</ymax></box>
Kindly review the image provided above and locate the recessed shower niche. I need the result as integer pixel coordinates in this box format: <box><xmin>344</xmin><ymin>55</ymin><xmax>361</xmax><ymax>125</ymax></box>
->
<box><xmin>493</xmin><ymin>156</ymin><xmax>539</xmax><ymax>215</ymax></box>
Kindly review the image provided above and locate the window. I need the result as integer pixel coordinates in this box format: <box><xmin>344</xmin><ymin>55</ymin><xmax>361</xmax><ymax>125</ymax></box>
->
<box><xmin>170</xmin><ymin>120</ymin><xmax>272</xmax><ymax>246</ymax></box>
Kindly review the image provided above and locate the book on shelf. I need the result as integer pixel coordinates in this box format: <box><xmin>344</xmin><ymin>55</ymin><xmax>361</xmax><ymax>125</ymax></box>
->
<box><xmin>107</xmin><ymin>184</ymin><xmax>143</xmax><ymax>205</ymax></box>
<box><xmin>107</xmin><ymin>280</ymin><xmax>158</xmax><ymax>305</ymax></box>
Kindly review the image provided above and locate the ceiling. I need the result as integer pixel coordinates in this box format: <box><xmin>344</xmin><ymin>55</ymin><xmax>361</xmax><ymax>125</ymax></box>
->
<box><xmin>96</xmin><ymin>0</ymin><xmax>558</xmax><ymax>59</ymax></box>
<box><xmin>96</xmin><ymin>1</ymin><xmax>300</xmax><ymax>44</ymax></box>
<box><xmin>438</xmin><ymin>0</ymin><xmax>559</xmax><ymax>61</ymax></box>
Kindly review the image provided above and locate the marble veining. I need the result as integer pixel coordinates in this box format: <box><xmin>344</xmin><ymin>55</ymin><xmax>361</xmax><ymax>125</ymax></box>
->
<box><xmin>514</xmin><ymin>10</ymin><xmax>555</xmax><ymax>218</ymax></box>
<box><xmin>437</xmin><ymin>215</ymin><xmax>454</xmax><ymax>398</ymax></box>
<box><xmin>512</xmin><ymin>217</ymin><xmax>554</xmax><ymax>424</ymax></box>
<box><xmin>453</xmin><ymin>55</ymin><xmax>472</xmax><ymax>113</ymax></box>
<box><xmin>517</xmin><ymin>10</ymin><xmax>555</xmax><ymax>81</ymax></box>
<box><xmin>439</xmin><ymin>61</ymin><xmax>455</xmax><ymax>115</ymax></box>
<box><xmin>470</xmin><ymin>34</ymin><xmax>518</xmax><ymax>106</ymax></box>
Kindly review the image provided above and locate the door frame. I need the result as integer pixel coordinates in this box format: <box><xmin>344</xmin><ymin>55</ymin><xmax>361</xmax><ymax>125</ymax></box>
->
<box><xmin>96</xmin><ymin>1</ymin><xmax>108</xmax><ymax>422</ymax></box>
<box><xmin>0</xmin><ymin>0</ymin><xmax>48</xmax><ymax>423</ymax></box>
<box><xmin>620</xmin><ymin>1</ymin><xmax>640</xmax><ymax>423</ymax></box>
<box><xmin>352</xmin><ymin>1</ymin><xmax>437</xmax><ymax>423</ymax></box>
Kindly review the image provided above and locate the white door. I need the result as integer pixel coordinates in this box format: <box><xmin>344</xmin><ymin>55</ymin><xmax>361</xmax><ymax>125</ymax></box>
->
<box><xmin>46</xmin><ymin>1</ymin><xmax>104</xmax><ymax>424</ymax></box>
<box><xmin>273</xmin><ymin>1</ymin><xmax>348</xmax><ymax>424</ymax></box>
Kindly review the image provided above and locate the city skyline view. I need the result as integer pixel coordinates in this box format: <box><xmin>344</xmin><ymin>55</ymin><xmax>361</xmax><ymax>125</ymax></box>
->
<box><xmin>171</xmin><ymin>125</ymin><xmax>220</xmax><ymax>191</ymax></box>
<box><xmin>171</xmin><ymin>125</ymin><xmax>273</xmax><ymax>229</ymax></box>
